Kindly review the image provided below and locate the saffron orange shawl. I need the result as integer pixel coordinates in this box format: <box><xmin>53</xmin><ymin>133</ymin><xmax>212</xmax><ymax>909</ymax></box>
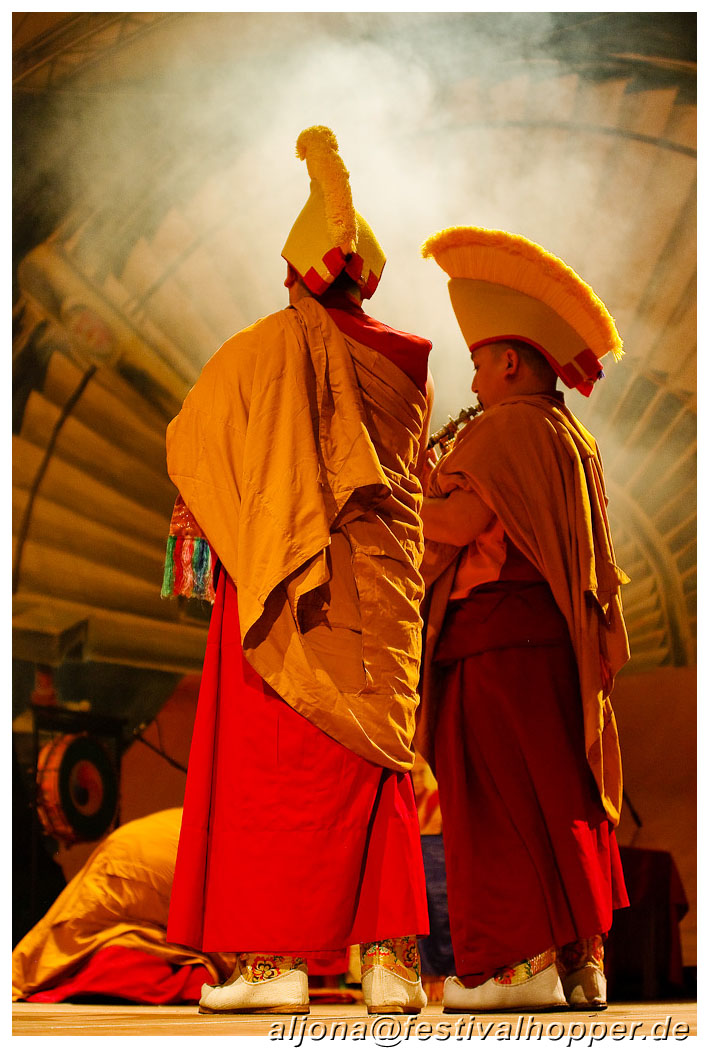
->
<box><xmin>416</xmin><ymin>393</ymin><xmax>630</xmax><ymax>824</ymax></box>
<box><xmin>166</xmin><ymin>297</ymin><xmax>428</xmax><ymax>772</ymax></box>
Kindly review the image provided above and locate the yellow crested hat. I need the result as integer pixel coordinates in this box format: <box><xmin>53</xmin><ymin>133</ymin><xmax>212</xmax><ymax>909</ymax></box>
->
<box><xmin>282</xmin><ymin>126</ymin><xmax>386</xmax><ymax>300</ymax></box>
<box><xmin>421</xmin><ymin>226</ymin><xmax>623</xmax><ymax>396</ymax></box>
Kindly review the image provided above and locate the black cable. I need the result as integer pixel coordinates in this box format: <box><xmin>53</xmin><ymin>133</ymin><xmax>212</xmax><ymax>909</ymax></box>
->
<box><xmin>12</xmin><ymin>363</ymin><xmax>98</xmax><ymax>594</ymax></box>
<box><xmin>622</xmin><ymin>788</ymin><xmax>643</xmax><ymax>829</ymax></box>
<box><xmin>131</xmin><ymin>732</ymin><xmax>188</xmax><ymax>774</ymax></box>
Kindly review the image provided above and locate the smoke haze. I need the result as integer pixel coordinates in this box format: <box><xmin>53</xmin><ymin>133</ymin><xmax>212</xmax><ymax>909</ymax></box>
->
<box><xmin>14</xmin><ymin>12</ymin><xmax>696</xmax><ymax>425</ymax></box>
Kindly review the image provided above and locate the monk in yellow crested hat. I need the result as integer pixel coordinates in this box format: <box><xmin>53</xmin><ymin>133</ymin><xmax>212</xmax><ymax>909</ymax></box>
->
<box><xmin>282</xmin><ymin>125</ymin><xmax>386</xmax><ymax>299</ymax></box>
<box><xmin>416</xmin><ymin>224</ymin><xmax>630</xmax><ymax>1013</ymax></box>
<box><xmin>161</xmin><ymin>125</ymin><xmax>435</xmax><ymax>1017</ymax></box>
<box><xmin>421</xmin><ymin>225</ymin><xmax>622</xmax><ymax>396</ymax></box>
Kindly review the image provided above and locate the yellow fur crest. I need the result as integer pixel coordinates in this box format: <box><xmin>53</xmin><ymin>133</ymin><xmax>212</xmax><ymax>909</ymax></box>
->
<box><xmin>422</xmin><ymin>226</ymin><xmax>623</xmax><ymax>362</ymax></box>
<box><xmin>295</xmin><ymin>126</ymin><xmax>357</xmax><ymax>253</ymax></box>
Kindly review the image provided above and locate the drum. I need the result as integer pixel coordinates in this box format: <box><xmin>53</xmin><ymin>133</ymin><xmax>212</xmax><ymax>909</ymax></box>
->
<box><xmin>36</xmin><ymin>733</ymin><xmax>118</xmax><ymax>843</ymax></box>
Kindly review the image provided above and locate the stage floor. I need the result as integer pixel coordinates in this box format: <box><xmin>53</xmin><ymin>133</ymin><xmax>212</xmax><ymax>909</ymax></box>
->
<box><xmin>12</xmin><ymin>1000</ymin><xmax>697</xmax><ymax>1038</ymax></box>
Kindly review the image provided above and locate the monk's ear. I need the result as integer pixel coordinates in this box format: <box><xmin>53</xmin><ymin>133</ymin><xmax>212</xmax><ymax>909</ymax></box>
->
<box><xmin>503</xmin><ymin>346</ymin><xmax>520</xmax><ymax>376</ymax></box>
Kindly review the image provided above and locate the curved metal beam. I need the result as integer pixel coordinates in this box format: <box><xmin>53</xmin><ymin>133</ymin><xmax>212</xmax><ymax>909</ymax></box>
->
<box><xmin>607</xmin><ymin>478</ymin><xmax>694</xmax><ymax>666</ymax></box>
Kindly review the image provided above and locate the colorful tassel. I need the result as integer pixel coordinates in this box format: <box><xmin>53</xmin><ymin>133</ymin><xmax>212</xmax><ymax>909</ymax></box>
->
<box><xmin>161</xmin><ymin>495</ymin><xmax>216</xmax><ymax>602</ymax></box>
<box><xmin>191</xmin><ymin>537</ymin><xmax>215</xmax><ymax>601</ymax></box>
<box><xmin>181</xmin><ymin>537</ymin><xmax>195</xmax><ymax>595</ymax></box>
<box><xmin>161</xmin><ymin>535</ymin><xmax>177</xmax><ymax>598</ymax></box>
<box><xmin>161</xmin><ymin>534</ymin><xmax>216</xmax><ymax>603</ymax></box>
<box><xmin>173</xmin><ymin>536</ymin><xmax>185</xmax><ymax>595</ymax></box>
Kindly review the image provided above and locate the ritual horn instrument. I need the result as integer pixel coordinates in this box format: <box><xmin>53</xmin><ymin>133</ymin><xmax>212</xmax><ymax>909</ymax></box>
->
<box><xmin>427</xmin><ymin>402</ymin><xmax>482</xmax><ymax>456</ymax></box>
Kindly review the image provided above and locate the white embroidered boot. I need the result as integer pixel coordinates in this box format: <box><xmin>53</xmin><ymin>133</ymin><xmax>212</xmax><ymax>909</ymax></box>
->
<box><xmin>557</xmin><ymin>935</ymin><xmax>607</xmax><ymax>1009</ymax></box>
<box><xmin>199</xmin><ymin>953</ymin><xmax>309</xmax><ymax>1014</ymax></box>
<box><xmin>443</xmin><ymin>946</ymin><xmax>566</xmax><ymax>1012</ymax></box>
<box><xmin>360</xmin><ymin>936</ymin><xmax>427</xmax><ymax>1015</ymax></box>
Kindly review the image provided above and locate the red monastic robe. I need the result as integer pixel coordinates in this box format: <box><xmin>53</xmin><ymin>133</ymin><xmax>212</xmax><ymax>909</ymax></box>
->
<box><xmin>167</xmin><ymin>294</ymin><xmax>432</xmax><ymax>953</ymax></box>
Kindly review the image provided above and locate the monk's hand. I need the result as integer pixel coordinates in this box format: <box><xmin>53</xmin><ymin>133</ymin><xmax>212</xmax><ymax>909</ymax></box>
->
<box><xmin>421</xmin><ymin>489</ymin><xmax>494</xmax><ymax>546</ymax></box>
<box><xmin>419</xmin><ymin>448</ymin><xmax>439</xmax><ymax>495</ymax></box>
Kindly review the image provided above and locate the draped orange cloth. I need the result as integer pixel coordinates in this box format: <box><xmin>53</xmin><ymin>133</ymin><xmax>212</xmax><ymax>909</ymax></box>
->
<box><xmin>417</xmin><ymin>392</ymin><xmax>630</xmax><ymax>824</ymax></box>
<box><xmin>167</xmin><ymin>297</ymin><xmax>429</xmax><ymax>772</ymax></box>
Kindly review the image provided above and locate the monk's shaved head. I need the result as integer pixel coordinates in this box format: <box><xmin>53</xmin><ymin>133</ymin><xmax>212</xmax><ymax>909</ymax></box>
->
<box><xmin>491</xmin><ymin>340</ymin><xmax>558</xmax><ymax>392</ymax></box>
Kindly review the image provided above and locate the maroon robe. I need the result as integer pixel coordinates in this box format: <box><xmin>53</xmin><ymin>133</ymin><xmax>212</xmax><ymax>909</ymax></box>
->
<box><xmin>432</xmin><ymin>548</ymin><xmax>628</xmax><ymax>980</ymax></box>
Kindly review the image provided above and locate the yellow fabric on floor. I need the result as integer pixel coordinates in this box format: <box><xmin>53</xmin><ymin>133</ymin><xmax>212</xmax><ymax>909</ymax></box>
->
<box><xmin>12</xmin><ymin>809</ymin><xmax>233</xmax><ymax>1001</ymax></box>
